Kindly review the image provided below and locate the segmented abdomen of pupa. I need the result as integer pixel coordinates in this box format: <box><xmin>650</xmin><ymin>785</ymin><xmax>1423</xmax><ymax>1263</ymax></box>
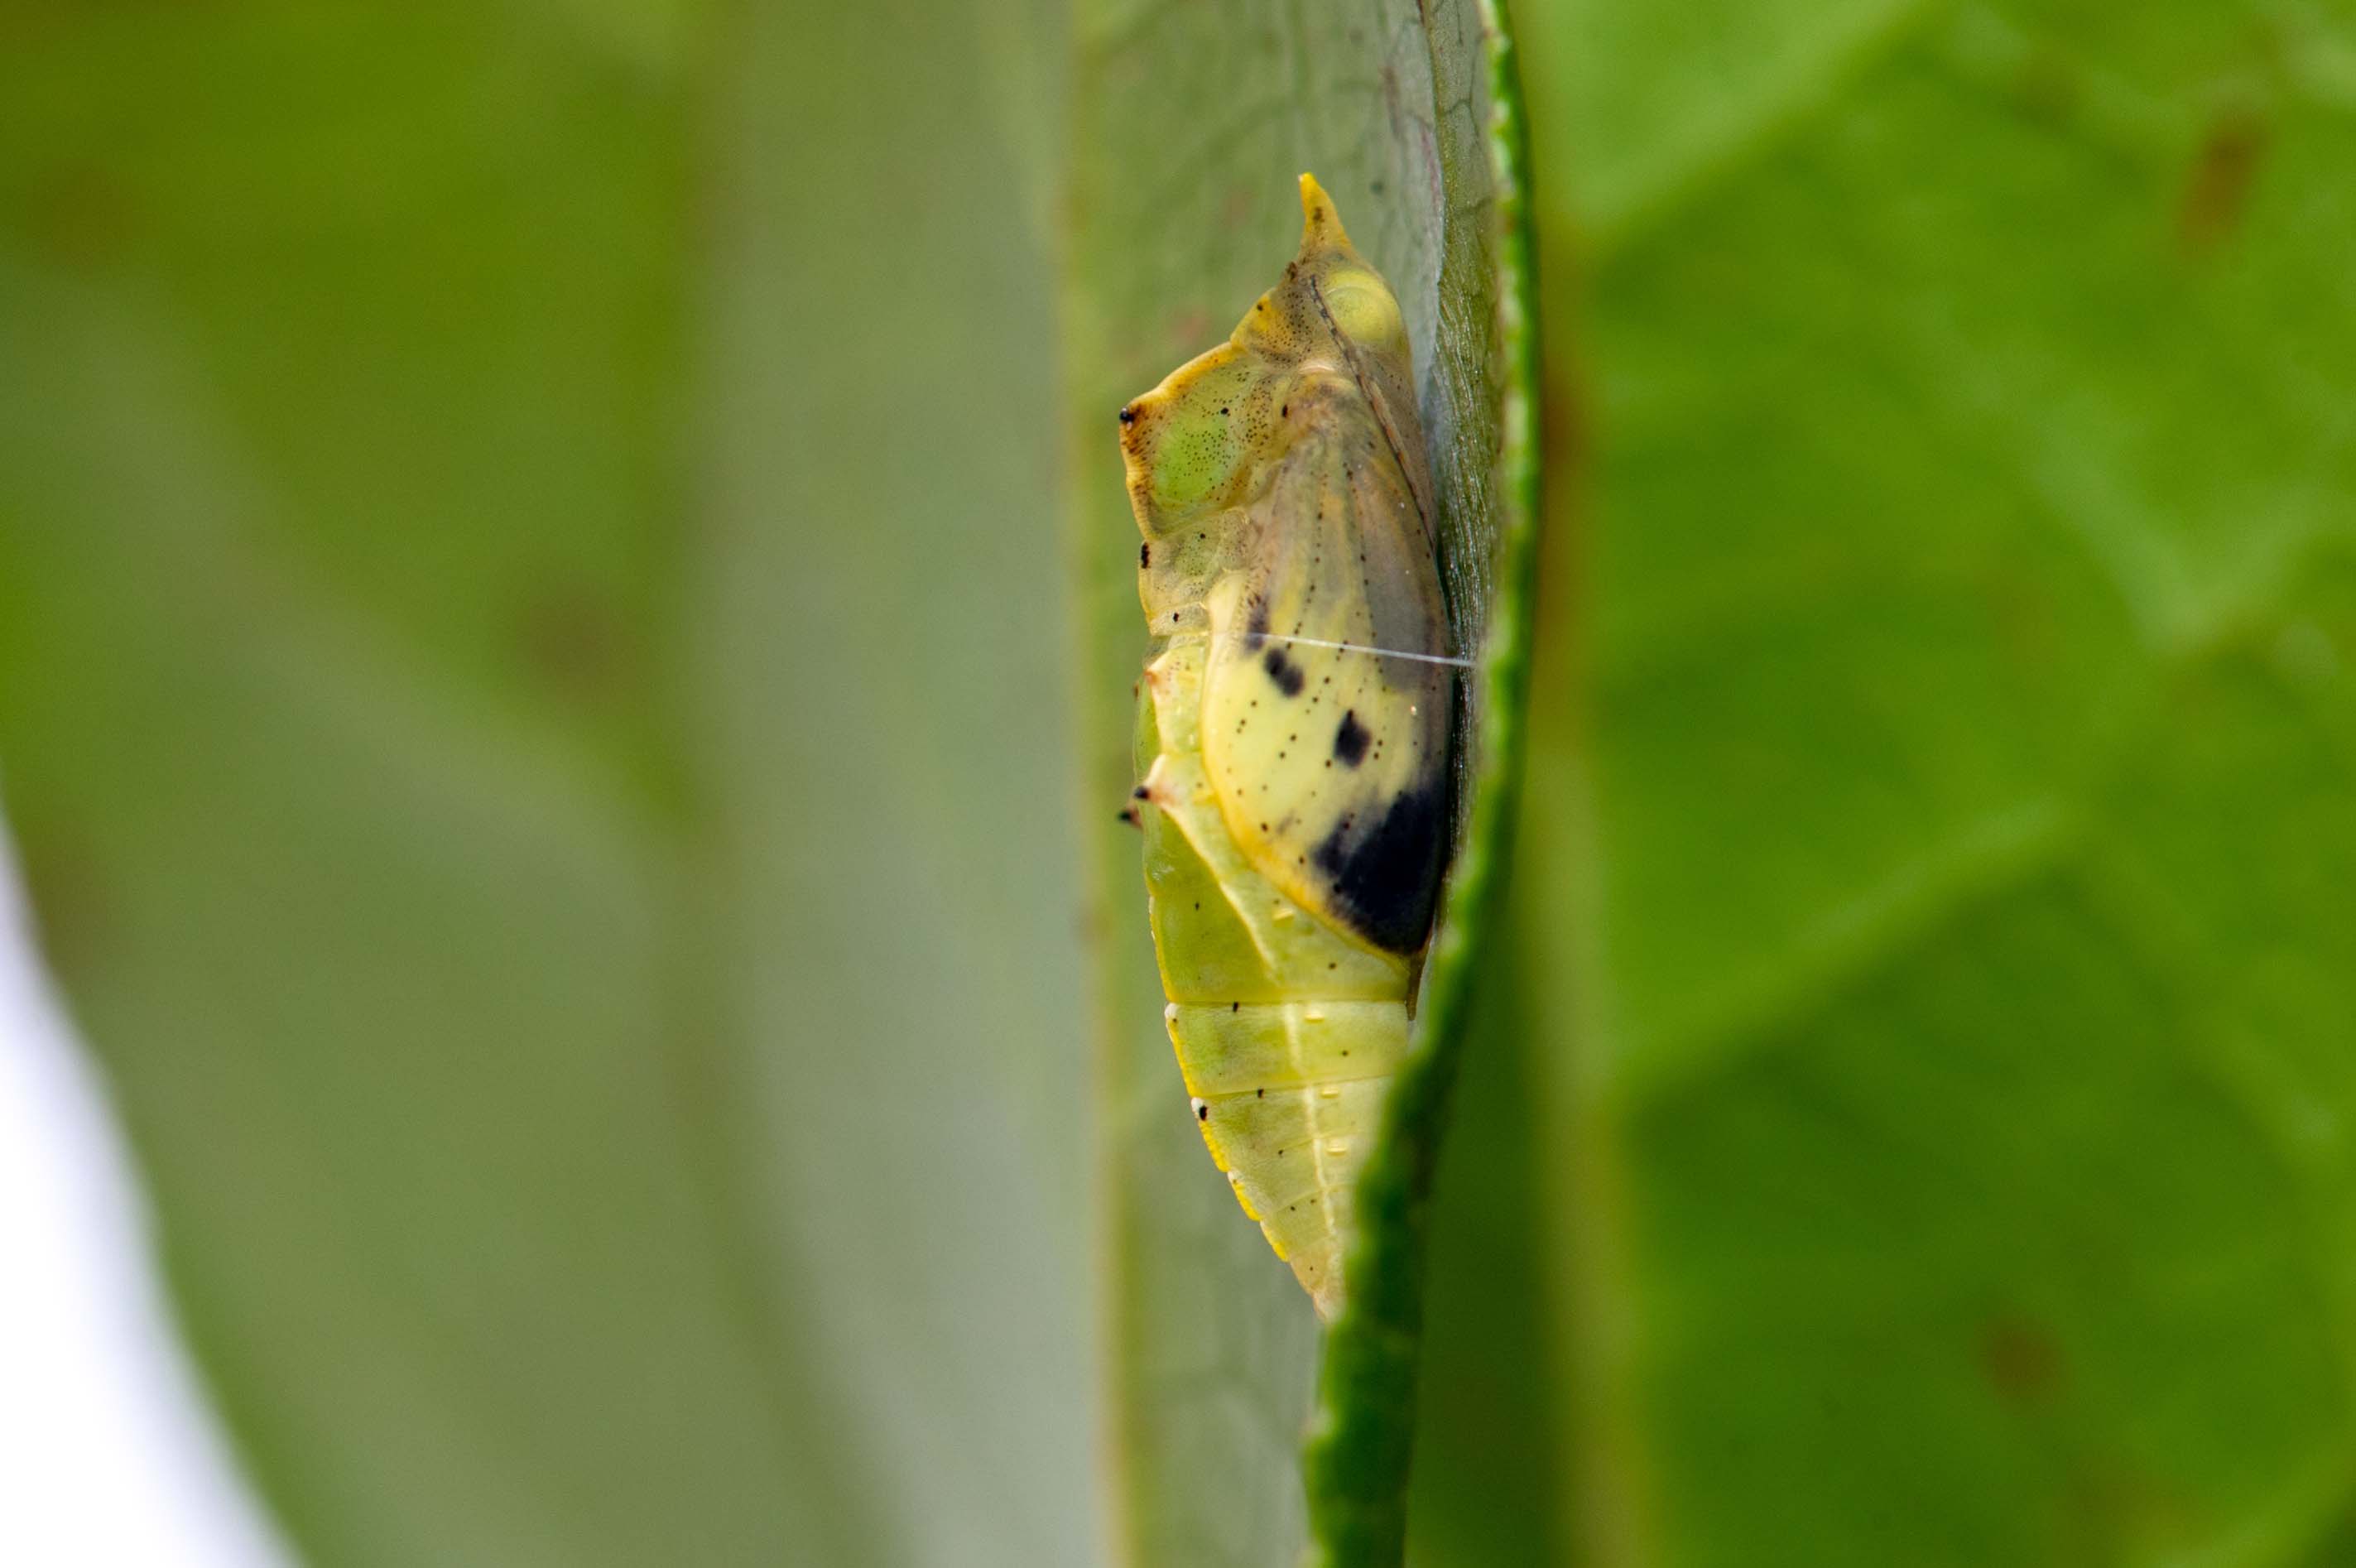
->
<box><xmin>1117</xmin><ymin>175</ymin><xmax>1452</xmax><ymax>1320</ymax></box>
<box><xmin>1132</xmin><ymin>637</ymin><xmax>1416</xmax><ymax>1318</ymax></box>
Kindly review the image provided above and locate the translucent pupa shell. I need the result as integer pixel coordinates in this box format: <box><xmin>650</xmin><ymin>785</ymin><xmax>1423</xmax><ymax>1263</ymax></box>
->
<box><xmin>1120</xmin><ymin>175</ymin><xmax>1452</xmax><ymax>1319</ymax></box>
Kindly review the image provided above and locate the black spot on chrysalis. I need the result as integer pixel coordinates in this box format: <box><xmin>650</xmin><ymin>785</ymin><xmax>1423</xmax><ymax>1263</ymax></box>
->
<box><xmin>1262</xmin><ymin>648</ymin><xmax>1305</xmax><ymax>697</ymax></box>
<box><xmin>1332</xmin><ymin>710</ymin><xmax>1370</xmax><ymax>767</ymax></box>
<box><xmin>1139</xmin><ymin>541</ymin><xmax>1151</xmax><ymax>568</ymax></box>
<box><xmin>1313</xmin><ymin>784</ymin><xmax>1445</xmax><ymax>954</ymax></box>
<box><xmin>1243</xmin><ymin>597</ymin><xmax>1272</xmax><ymax>652</ymax></box>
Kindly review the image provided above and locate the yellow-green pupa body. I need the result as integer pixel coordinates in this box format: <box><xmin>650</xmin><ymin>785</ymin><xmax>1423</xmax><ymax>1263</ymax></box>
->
<box><xmin>1119</xmin><ymin>176</ymin><xmax>1453</xmax><ymax>1319</ymax></box>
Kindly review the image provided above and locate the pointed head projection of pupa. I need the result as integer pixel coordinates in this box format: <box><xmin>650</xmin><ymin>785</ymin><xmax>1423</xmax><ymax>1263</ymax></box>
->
<box><xmin>1118</xmin><ymin>174</ymin><xmax>1430</xmax><ymax>543</ymax></box>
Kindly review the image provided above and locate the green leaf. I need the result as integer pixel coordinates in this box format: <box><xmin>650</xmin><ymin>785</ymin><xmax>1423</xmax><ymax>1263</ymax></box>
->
<box><xmin>1063</xmin><ymin>3</ymin><xmax>1540</xmax><ymax>1564</ymax></box>
<box><xmin>1517</xmin><ymin>0</ymin><xmax>2356</xmax><ymax>1561</ymax></box>
<box><xmin>0</xmin><ymin>4</ymin><xmax>1093</xmax><ymax>1565</ymax></box>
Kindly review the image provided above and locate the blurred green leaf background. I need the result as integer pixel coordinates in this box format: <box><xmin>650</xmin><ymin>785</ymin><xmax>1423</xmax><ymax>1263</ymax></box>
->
<box><xmin>7</xmin><ymin>1</ymin><xmax>2356</xmax><ymax>1566</ymax></box>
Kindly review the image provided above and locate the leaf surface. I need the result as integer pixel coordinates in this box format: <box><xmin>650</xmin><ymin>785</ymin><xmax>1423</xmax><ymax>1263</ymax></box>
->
<box><xmin>1516</xmin><ymin>2</ymin><xmax>2356</xmax><ymax>1561</ymax></box>
<box><xmin>1064</xmin><ymin>4</ymin><xmax>1540</xmax><ymax>1564</ymax></box>
<box><xmin>0</xmin><ymin>4</ymin><xmax>1094</xmax><ymax>1564</ymax></box>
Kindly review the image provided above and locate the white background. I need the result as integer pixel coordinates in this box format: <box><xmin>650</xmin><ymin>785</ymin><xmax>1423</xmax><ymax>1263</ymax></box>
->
<box><xmin>0</xmin><ymin>823</ymin><xmax>293</xmax><ymax>1567</ymax></box>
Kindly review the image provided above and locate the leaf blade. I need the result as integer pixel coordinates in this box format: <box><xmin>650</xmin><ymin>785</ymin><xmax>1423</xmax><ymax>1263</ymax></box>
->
<box><xmin>1064</xmin><ymin>3</ymin><xmax>1541</xmax><ymax>1563</ymax></box>
<box><xmin>1517</xmin><ymin>3</ymin><xmax>2356</xmax><ymax>1561</ymax></box>
<box><xmin>0</xmin><ymin>3</ymin><xmax>1095</xmax><ymax>1563</ymax></box>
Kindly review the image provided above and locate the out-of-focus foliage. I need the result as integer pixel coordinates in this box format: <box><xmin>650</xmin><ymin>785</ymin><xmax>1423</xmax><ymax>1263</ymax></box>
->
<box><xmin>0</xmin><ymin>2</ymin><xmax>1090</xmax><ymax>1565</ymax></box>
<box><xmin>1518</xmin><ymin>1</ymin><xmax>2356</xmax><ymax>1563</ymax></box>
<box><xmin>7</xmin><ymin>0</ymin><xmax>2356</xmax><ymax>1566</ymax></box>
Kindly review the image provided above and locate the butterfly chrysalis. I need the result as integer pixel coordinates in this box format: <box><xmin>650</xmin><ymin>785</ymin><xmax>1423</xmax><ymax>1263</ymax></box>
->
<box><xmin>1119</xmin><ymin>175</ymin><xmax>1454</xmax><ymax>1320</ymax></box>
